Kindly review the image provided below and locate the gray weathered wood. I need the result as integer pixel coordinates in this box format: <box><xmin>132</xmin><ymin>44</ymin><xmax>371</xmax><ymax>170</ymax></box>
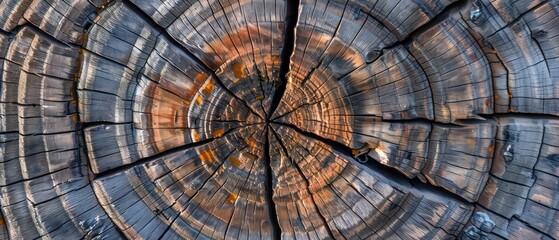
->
<box><xmin>1</xmin><ymin>0</ymin><xmax>559</xmax><ymax>239</ymax></box>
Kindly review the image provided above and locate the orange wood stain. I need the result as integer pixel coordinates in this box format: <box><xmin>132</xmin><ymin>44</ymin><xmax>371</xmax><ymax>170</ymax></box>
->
<box><xmin>201</xmin><ymin>81</ymin><xmax>215</xmax><ymax>97</ymax></box>
<box><xmin>232</xmin><ymin>62</ymin><xmax>246</xmax><ymax>79</ymax></box>
<box><xmin>228</xmin><ymin>156</ymin><xmax>242</xmax><ymax>167</ymax></box>
<box><xmin>196</xmin><ymin>72</ymin><xmax>208</xmax><ymax>82</ymax></box>
<box><xmin>195</xmin><ymin>95</ymin><xmax>203</xmax><ymax>105</ymax></box>
<box><xmin>271</xmin><ymin>55</ymin><xmax>280</xmax><ymax>64</ymax></box>
<box><xmin>226</xmin><ymin>193</ymin><xmax>238</xmax><ymax>204</ymax></box>
<box><xmin>192</xmin><ymin>131</ymin><xmax>200</xmax><ymax>142</ymax></box>
<box><xmin>199</xmin><ymin>150</ymin><xmax>213</xmax><ymax>163</ymax></box>
<box><xmin>246</xmin><ymin>139</ymin><xmax>257</xmax><ymax>148</ymax></box>
<box><xmin>213</xmin><ymin>128</ymin><xmax>225</xmax><ymax>138</ymax></box>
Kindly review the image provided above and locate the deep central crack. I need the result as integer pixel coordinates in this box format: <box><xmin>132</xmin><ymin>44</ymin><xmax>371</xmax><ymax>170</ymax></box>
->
<box><xmin>10</xmin><ymin>0</ymin><xmax>554</xmax><ymax>239</ymax></box>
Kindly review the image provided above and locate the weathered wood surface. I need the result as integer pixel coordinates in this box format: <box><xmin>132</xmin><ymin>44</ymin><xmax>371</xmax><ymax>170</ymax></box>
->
<box><xmin>0</xmin><ymin>0</ymin><xmax>558</xmax><ymax>239</ymax></box>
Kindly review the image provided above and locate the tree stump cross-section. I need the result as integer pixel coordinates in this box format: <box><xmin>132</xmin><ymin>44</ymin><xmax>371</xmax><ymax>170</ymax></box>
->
<box><xmin>0</xmin><ymin>0</ymin><xmax>559</xmax><ymax>239</ymax></box>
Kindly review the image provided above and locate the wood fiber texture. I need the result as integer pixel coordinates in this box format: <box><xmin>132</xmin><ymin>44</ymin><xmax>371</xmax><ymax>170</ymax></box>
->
<box><xmin>0</xmin><ymin>0</ymin><xmax>558</xmax><ymax>239</ymax></box>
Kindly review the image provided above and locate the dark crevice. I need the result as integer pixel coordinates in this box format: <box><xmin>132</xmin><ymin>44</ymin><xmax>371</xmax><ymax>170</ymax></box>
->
<box><xmin>337</xmin><ymin>115</ymin><xmax>484</xmax><ymax>126</ymax></box>
<box><xmin>270</xmin><ymin>129</ymin><xmax>336</xmax><ymax>239</ymax></box>
<box><xmin>211</xmin><ymin>119</ymin><xmax>258</xmax><ymax>124</ymax></box>
<box><xmin>530</xmin><ymin>34</ymin><xmax>552</xmax><ymax>80</ymax></box>
<box><xmin>272</xmin><ymin>121</ymin><xmax>471</xmax><ymax>205</ymax></box>
<box><xmin>121</xmin><ymin>0</ymin><xmax>264</xmax><ymax>120</ymax></box>
<box><xmin>266</xmin><ymin>0</ymin><xmax>300</xmax><ymax>119</ymax></box>
<box><xmin>299</xmin><ymin>67</ymin><xmax>316</xmax><ymax>87</ymax></box>
<box><xmin>271</xmin><ymin>101</ymin><xmax>319</xmax><ymax>121</ymax></box>
<box><xmin>531</xmin><ymin>126</ymin><xmax>546</xmax><ymax>187</ymax></box>
<box><xmin>93</xmin><ymin>126</ymin><xmax>240</xmax><ymax>180</ymax></box>
<box><xmin>0</xmin><ymin>101</ymin><xmax>39</xmax><ymax>106</ymax></box>
<box><xmin>255</xmin><ymin>67</ymin><xmax>271</xmax><ymax>116</ymax></box>
<box><xmin>489</xmin><ymin>40</ymin><xmax>513</xmax><ymax>112</ymax></box>
<box><xmin>263</xmin><ymin>125</ymin><xmax>282</xmax><ymax>239</ymax></box>
<box><xmin>333</xmin><ymin>110</ymin><xmax>559</xmax><ymax>127</ymax></box>
<box><xmin>271</xmin><ymin>121</ymin><xmax>353</xmax><ymax>156</ymax></box>
<box><xmin>479</xmin><ymin>113</ymin><xmax>559</xmax><ymax>120</ymax></box>
<box><xmin>274</xmin><ymin>0</ymin><xmax>350</xmax><ymax>121</ymax></box>
<box><xmin>81</xmin><ymin>121</ymin><xmax>132</xmax><ymax>129</ymax></box>
<box><xmin>0</xmin><ymin>131</ymin><xmax>18</xmax><ymax>135</ymax></box>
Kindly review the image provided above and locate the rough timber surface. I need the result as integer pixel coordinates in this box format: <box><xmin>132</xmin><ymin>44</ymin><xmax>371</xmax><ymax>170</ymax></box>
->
<box><xmin>0</xmin><ymin>0</ymin><xmax>558</xmax><ymax>239</ymax></box>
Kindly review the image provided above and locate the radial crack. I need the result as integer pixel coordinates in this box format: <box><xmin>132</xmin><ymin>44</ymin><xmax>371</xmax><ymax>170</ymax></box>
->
<box><xmin>92</xmin><ymin>126</ymin><xmax>241</xmax><ymax>179</ymax></box>
<box><xmin>272</xmin><ymin>121</ymin><xmax>472</xmax><ymax>205</ymax></box>
<box><xmin>263</xmin><ymin>125</ymin><xmax>282</xmax><ymax>239</ymax></box>
<box><xmin>270</xmin><ymin>128</ymin><xmax>336</xmax><ymax>239</ymax></box>
<box><xmin>266</xmin><ymin>0</ymin><xmax>300</xmax><ymax>118</ymax></box>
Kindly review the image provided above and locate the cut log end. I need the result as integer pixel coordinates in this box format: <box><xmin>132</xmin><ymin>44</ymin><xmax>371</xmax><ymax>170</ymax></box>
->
<box><xmin>0</xmin><ymin>0</ymin><xmax>558</xmax><ymax>239</ymax></box>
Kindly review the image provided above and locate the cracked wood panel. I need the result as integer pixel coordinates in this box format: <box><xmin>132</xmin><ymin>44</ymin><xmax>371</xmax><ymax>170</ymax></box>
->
<box><xmin>0</xmin><ymin>0</ymin><xmax>558</xmax><ymax>239</ymax></box>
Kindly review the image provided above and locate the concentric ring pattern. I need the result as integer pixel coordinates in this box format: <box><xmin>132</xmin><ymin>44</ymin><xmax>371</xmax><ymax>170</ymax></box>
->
<box><xmin>0</xmin><ymin>0</ymin><xmax>559</xmax><ymax>239</ymax></box>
